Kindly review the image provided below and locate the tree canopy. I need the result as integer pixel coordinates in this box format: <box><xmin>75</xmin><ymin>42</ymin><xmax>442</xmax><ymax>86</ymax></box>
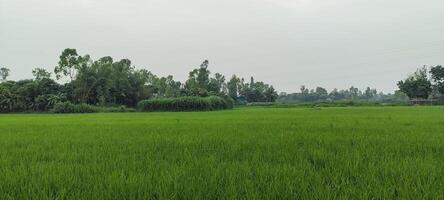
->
<box><xmin>430</xmin><ymin>65</ymin><xmax>444</xmax><ymax>95</ymax></box>
<box><xmin>397</xmin><ymin>67</ymin><xmax>432</xmax><ymax>99</ymax></box>
<box><xmin>0</xmin><ymin>67</ymin><xmax>10</xmax><ymax>82</ymax></box>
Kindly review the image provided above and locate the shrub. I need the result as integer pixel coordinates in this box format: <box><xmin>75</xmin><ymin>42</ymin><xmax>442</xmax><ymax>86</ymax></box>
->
<box><xmin>222</xmin><ymin>95</ymin><xmax>235</xmax><ymax>109</ymax></box>
<box><xmin>52</xmin><ymin>102</ymin><xmax>98</xmax><ymax>113</ymax></box>
<box><xmin>138</xmin><ymin>96</ymin><xmax>234</xmax><ymax>112</ymax></box>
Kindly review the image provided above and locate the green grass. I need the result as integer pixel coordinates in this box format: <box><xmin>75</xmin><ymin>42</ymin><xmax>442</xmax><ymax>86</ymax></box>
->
<box><xmin>0</xmin><ymin>107</ymin><xmax>443</xmax><ymax>199</ymax></box>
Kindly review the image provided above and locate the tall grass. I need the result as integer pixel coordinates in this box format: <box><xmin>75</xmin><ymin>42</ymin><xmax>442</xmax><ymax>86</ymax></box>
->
<box><xmin>0</xmin><ymin>107</ymin><xmax>443</xmax><ymax>199</ymax></box>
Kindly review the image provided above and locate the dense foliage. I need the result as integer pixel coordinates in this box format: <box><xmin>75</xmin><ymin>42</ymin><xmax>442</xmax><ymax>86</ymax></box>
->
<box><xmin>0</xmin><ymin>49</ymin><xmax>277</xmax><ymax>113</ymax></box>
<box><xmin>0</xmin><ymin>78</ymin><xmax>63</xmax><ymax>113</ymax></box>
<box><xmin>138</xmin><ymin>96</ymin><xmax>233</xmax><ymax>112</ymax></box>
<box><xmin>398</xmin><ymin>65</ymin><xmax>444</xmax><ymax>99</ymax></box>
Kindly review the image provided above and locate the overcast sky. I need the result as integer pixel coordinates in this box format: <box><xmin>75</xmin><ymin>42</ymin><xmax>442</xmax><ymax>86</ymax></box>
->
<box><xmin>1</xmin><ymin>0</ymin><xmax>443</xmax><ymax>93</ymax></box>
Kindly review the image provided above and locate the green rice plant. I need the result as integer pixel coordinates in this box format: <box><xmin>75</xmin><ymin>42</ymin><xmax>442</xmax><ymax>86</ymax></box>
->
<box><xmin>1</xmin><ymin>107</ymin><xmax>444</xmax><ymax>199</ymax></box>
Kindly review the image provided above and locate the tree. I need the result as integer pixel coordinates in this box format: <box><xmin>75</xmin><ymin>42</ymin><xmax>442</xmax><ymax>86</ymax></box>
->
<box><xmin>397</xmin><ymin>67</ymin><xmax>432</xmax><ymax>99</ymax></box>
<box><xmin>54</xmin><ymin>48</ymin><xmax>86</xmax><ymax>80</ymax></box>
<box><xmin>185</xmin><ymin>60</ymin><xmax>211</xmax><ymax>96</ymax></box>
<box><xmin>155</xmin><ymin>75</ymin><xmax>182</xmax><ymax>98</ymax></box>
<box><xmin>227</xmin><ymin>75</ymin><xmax>240</xmax><ymax>100</ymax></box>
<box><xmin>238</xmin><ymin>76</ymin><xmax>277</xmax><ymax>103</ymax></box>
<box><xmin>363</xmin><ymin>87</ymin><xmax>377</xmax><ymax>100</ymax></box>
<box><xmin>349</xmin><ymin>86</ymin><xmax>360</xmax><ymax>100</ymax></box>
<box><xmin>300</xmin><ymin>85</ymin><xmax>309</xmax><ymax>94</ymax></box>
<box><xmin>208</xmin><ymin>73</ymin><xmax>226</xmax><ymax>95</ymax></box>
<box><xmin>0</xmin><ymin>67</ymin><xmax>10</xmax><ymax>82</ymax></box>
<box><xmin>430</xmin><ymin>65</ymin><xmax>444</xmax><ymax>95</ymax></box>
<box><xmin>315</xmin><ymin>87</ymin><xmax>328</xmax><ymax>100</ymax></box>
<box><xmin>264</xmin><ymin>85</ymin><xmax>278</xmax><ymax>102</ymax></box>
<box><xmin>32</xmin><ymin>68</ymin><xmax>51</xmax><ymax>80</ymax></box>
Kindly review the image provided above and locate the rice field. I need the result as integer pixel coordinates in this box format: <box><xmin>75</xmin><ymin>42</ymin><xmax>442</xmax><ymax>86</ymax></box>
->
<box><xmin>0</xmin><ymin>107</ymin><xmax>443</xmax><ymax>199</ymax></box>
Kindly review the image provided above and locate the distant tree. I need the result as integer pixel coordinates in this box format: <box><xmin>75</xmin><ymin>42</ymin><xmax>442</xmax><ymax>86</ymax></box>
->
<box><xmin>227</xmin><ymin>75</ymin><xmax>241</xmax><ymax>100</ymax></box>
<box><xmin>264</xmin><ymin>85</ymin><xmax>278</xmax><ymax>102</ymax></box>
<box><xmin>32</xmin><ymin>68</ymin><xmax>51</xmax><ymax>80</ymax></box>
<box><xmin>315</xmin><ymin>87</ymin><xmax>328</xmax><ymax>100</ymax></box>
<box><xmin>198</xmin><ymin>60</ymin><xmax>210</xmax><ymax>87</ymax></box>
<box><xmin>208</xmin><ymin>73</ymin><xmax>226</xmax><ymax>95</ymax></box>
<box><xmin>185</xmin><ymin>60</ymin><xmax>211</xmax><ymax>96</ymax></box>
<box><xmin>328</xmin><ymin>88</ymin><xmax>340</xmax><ymax>100</ymax></box>
<box><xmin>363</xmin><ymin>87</ymin><xmax>377</xmax><ymax>99</ymax></box>
<box><xmin>397</xmin><ymin>67</ymin><xmax>432</xmax><ymax>99</ymax></box>
<box><xmin>430</xmin><ymin>65</ymin><xmax>444</xmax><ymax>95</ymax></box>
<box><xmin>250</xmin><ymin>77</ymin><xmax>255</xmax><ymax>88</ymax></box>
<box><xmin>155</xmin><ymin>75</ymin><xmax>182</xmax><ymax>97</ymax></box>
<box><xmin>0</xmin><ymin>67</ymin><xmax>10</xmax><ymax>82</ymax></box>
<box><xmin>300</xmin><ymin>85</ymin><xmax>309</xmax><ymax>94</ymax></box>
<box><xmin>239</xmin><ymin>77</ymin><xmax>277</xmax><ymax>102</ymax></box>
<box><xmin>349</xmin><ymin>86</ymin><xmax>360</xmax><ymax>100</ymax></box>
<box><xmin>54</xmin><ymin>48</ymin><xmax>87</xmax><ymax>80</ymax></box>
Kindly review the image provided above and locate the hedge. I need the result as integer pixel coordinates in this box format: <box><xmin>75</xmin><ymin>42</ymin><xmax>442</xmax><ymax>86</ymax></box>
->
<box><xmin>138</xmin><ymin>96</ymin><xmax>234</xmax><ymax>112</ymax></box>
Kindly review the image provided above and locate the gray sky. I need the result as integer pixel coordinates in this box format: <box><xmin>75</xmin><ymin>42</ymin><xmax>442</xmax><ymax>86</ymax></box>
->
<box><xmin>1</xmin><ymin>0</ymin><xmax>444</xmax><ymax>93</ymax></box>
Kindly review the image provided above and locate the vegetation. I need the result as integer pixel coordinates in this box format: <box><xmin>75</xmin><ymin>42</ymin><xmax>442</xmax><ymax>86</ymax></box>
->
<box><xmin>247</xmin><ymin>99</ymin><xmax>409</xmax><ymax>108</ymax></box>
<box><xmin>398</xmin><ymin>65</ymin><xmax>444</xmax><ymax>99</ymax></box>
<box><xmin>278</xmin><ymin>85</ymin><xmax>408</xmax><ymax>103</ymax></box>
<box><xmin>3</xmin><ymin>49</ymin><xmax>443</xmax><ymax>112</ymax></box>
<box><xmin>277</xmin><ymin>64</ymin><xmax>444</xmax><ymax>104</ymax></box>
<box><xmin>0</xmin><ymin>49</ymin><xmax>277</xmax><ymax>113</ymax></box>
<box><xmin>0</xmin><ymin>67</ymin><xmax>10</xmax><ymax>82</ymax></box>
<box><xmin>397</xmin><ymin>67</ymin><xmax>432</xmax><ymax>99</ymax></box>
<box><xmin>138</xmin><ymin>96</ymin><xmax>233</xmax><ymax>112</ymax></box>
<box><xmin>0</xmin><ymin>107</ymin><xmax>443</xmax><ymax>199</ymax></box>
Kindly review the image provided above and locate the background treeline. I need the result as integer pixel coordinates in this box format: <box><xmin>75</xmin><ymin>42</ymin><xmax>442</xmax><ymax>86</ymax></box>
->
<box><xmin>2</xmin><ymin>48</ymin><xmax>442</xmax><ymax>113</ymax></box>
<box><xmin>0</xmin><ymin>48</ymin><xmax>277</xmax><ymax>113</ymax></box>
<box><xmin>278</xmin><ymin>86</ymin><xmax>408</xmax><ymax>103</ymax></box>
<box><xmin>276</xmin><ymin>65</ymin><xmax>444</xmax><ymax>104</ymax></box>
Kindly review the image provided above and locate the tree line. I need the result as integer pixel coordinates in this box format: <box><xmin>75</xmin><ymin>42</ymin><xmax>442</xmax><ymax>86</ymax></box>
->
<box><xmin>2</xmin><ymin>48</ymin><xmax>441</xmax><ymax>112</ymax></box>
<box><xmin>0</xmin><ymin>48</ymin><xmax>277</xmax><ymax>112</ymax></box>
<box><xmin>278</xmin><ymin>65</ymin><xmax>444</xmax><ymax>103</ymax></box>
<box><xmin>278</xmin><ymin>86</ymin><xmax>408</xmax><ymax>103</ymax></box>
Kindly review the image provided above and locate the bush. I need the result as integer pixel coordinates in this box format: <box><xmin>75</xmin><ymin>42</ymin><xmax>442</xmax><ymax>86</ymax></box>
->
<box><xmin>52</xmin><ymin>102</ymin><xmax>98</xmax><ymax>113</ymax></box>
<box><xmin>138</xmin><ymin>96</ymin><xmax>234</xmax><ymax>112</ymax></box>
<box><xmin>222</xmin><ymin>95</ymin><xmax>235</xmax><ymax>109</ymax></box>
